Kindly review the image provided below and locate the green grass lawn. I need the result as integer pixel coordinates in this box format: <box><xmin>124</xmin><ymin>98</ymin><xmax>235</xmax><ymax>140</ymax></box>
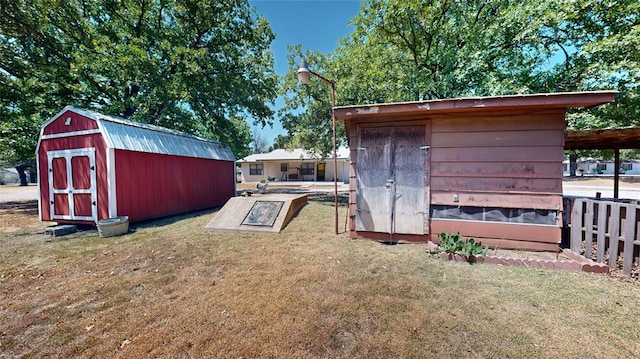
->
<box><xmin>1</xmin><ymin>198</ymin><xmax>640</xmax><ymax>358</ymax></box>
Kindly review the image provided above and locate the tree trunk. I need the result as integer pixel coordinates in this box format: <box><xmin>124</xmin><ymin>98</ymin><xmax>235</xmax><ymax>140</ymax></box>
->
<box><xmin>569</xmin><ymin>153</ymin><xmax>578</xmax><ymax>177</ymax></box>
<box><xmin>15</xmin><ymin>165</ymin><xmax>29</xmax><ymax>186</ymax></box>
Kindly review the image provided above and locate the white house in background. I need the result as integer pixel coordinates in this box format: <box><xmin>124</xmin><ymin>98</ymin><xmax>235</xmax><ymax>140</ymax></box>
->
<box><xmin>563</xmin><ymin>159</ymin><xmax>640</xmax><ymax>175</ymax></box>
<box><xmin>237</xmin><ymin>147</ymin><xmax>350</xmax><ymax>183</ymax></box>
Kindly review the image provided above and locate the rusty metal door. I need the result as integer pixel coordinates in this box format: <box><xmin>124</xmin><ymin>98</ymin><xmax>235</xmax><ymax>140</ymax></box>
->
<box><xmin>355</xmin><ymin>126</ymin><xmax>427</xmax><ymax>234</ymax></box>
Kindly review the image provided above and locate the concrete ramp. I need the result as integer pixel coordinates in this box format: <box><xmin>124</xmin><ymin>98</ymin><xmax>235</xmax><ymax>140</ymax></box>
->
<box><xmin>205</xmin><ymin>193</ymin><xmax>308</xmax><ymax>233</ymax></box>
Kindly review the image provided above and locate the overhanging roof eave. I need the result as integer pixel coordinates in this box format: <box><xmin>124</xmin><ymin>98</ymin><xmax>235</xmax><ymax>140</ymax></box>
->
<box><xmin>334</xmin><ymin>91</ymin><xmax>618</xmax><ymax>121</ymax></box>
<box><xmin>565</xmin><ymin>127</ymin><xmax>640</xmax><ymax>150</ymax></box>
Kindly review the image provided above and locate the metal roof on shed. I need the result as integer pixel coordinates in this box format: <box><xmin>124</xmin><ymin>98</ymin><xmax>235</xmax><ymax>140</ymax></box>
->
<box><xmin>47</xmin><ymin>106</ymin><xmax>235</xmax><ymax>161</ymax></box>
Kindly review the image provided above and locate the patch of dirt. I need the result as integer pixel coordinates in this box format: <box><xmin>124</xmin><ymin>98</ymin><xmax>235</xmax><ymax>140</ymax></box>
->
<box><xmin>0</xmin><ymin>200</ymin><xmax>44</xmax><ymax>233</ymax></box>
<box><xmin>563</xmin><ymin>176</ymin><xmax>640</xmax><ymax>188</ymax></box>
<box><xmin>0</xmin><ymin>184</ymin><xmax>38</xmax><ymax>202</ymax></box>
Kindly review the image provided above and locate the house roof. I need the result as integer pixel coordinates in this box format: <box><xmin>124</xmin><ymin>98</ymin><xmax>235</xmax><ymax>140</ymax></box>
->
<box><xmin>238</xmin><ymin>147</ymin><xmax>350</xmax><ymax>163</ymax></box>
<box><xmin>41</xmin><ymin>106</ymin><xmax>235</xmax><ymax>161</ymax></box>
<box><xmin>334</xmin><ymin>91</ymin><xmax>617</xmax><ymax>121</ymax></box>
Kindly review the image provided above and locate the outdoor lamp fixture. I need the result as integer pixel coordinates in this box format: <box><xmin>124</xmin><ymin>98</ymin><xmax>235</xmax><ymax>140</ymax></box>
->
<box><xmin>297</xmin><ymin>57</ymin><xmax>339</xmax><ymax>235</ymax></box>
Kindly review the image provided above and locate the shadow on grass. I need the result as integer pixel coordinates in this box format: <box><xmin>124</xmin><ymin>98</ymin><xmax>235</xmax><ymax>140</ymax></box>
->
<box><xmin>307</xmin><ymin>192</ymin><xmax>349</xmax><ymax>205</ymax></box>
<box><xmin>0</xmin><ymin>200</ymin><xmax>39</xmax><ymax>215</ymax></box>
<box><xmin>131</xmin><ymin>207</ymin><xmax>220</xmax><ymax>230</ymax></box>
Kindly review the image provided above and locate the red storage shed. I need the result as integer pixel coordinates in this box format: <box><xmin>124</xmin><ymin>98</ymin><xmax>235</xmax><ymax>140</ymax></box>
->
<box><xmin>36</xmin><ymin>106</ymin><xmax>236</xmax><ymax>224</ymax></box>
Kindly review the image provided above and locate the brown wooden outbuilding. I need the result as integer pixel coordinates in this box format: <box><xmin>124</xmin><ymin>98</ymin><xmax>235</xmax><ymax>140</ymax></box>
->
<box><xmin>334</xmin><ymin>91</ymin><xmax>616</xmax><ymax>251</ymax></box>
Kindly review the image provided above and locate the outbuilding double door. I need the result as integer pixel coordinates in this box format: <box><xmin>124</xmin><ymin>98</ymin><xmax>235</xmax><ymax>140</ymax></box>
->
<box><xmin>47</xmin><ymin>148</ymin><xmax>98</xmax><ymax>221</ymax></box>
<box><xmin>355</xmin><ymin>125</ymin><xmax>428</xmax><ymax>235</ymax></box>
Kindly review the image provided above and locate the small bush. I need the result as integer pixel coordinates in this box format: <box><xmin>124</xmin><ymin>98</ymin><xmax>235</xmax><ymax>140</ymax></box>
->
<box><xmin>437</xmin><ymin>231</ymin><xmax>488</xmax><ymax>258</ymax></box>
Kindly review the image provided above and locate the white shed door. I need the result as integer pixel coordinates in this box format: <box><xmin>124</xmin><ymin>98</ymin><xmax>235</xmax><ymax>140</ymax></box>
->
<box><xmin>355</xmin><ymin>126</ymin><xmax>427</xmax><ymax>235</ymax></box>
<box><xmin>48</xmin><ymin>148</ymin><xmax>97</xmax><ymax>221</ymax></box>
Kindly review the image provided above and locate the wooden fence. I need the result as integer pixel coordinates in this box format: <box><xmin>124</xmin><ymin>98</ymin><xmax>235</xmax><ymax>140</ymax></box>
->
<box><xmin>566</xmin><ymin>197</ymin><xmax>640</xmax><ymax>275</ymax></box>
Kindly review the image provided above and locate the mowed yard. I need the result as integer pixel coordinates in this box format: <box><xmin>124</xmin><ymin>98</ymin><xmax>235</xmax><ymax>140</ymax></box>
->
<box><xmin>2</xmin><ymin>189</ymin><xmax>640</xmax><ymax>357</ymax></box>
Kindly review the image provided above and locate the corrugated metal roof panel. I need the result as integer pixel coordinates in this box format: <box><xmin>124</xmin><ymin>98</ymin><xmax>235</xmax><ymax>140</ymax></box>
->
<box><xmin>64</xmin><ymin>106</ymin><xmax>235</xmax><ymax>161</ymax></box>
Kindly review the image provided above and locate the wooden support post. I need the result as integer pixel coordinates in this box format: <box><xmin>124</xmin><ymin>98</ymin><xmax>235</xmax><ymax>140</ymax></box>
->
<box><xmin>614</xmin><ymin>148</ymin><xmax>620</xmax><ymax>199</ymax></box>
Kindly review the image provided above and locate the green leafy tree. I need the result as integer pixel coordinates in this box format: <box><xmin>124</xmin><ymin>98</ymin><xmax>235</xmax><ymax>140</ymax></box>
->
<box><xmin>0</xmin><ymin>0</ymin><xmax>277</xmax><ymax>183</ymax></box>
<box><xmin>280</xmin><ymin>0</ymin><xmax>563</xmax><ymax>152</ymax></box>
<box><xmin>535</xmin><ymin>0</ymin><xmax>640</xmax><ymax>171</ymax></box>
<box><xmin>268</xmin><ymin>134</ymin><xmax>291</xmax><ymax>151</ymax></box>
<box><xmin>333</xmin><ymin>0</ymin><xmax>563</xmax><ymax>102</ymax></box>
<box><xmin>279</xmin><ymin>0</ymin><xmax>638</xmax><ymax>158</ymax></box>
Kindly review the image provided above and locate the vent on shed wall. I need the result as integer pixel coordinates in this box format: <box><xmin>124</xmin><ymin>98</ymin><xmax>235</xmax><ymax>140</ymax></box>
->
<box><xmin>430</xmin><ymin>205</ymin><xmax>557</xmax><ymax>225</ymax></box>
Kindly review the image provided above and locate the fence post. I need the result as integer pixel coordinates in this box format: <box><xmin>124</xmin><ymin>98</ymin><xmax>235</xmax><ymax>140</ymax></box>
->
<box><xmin>596</xmin><ymin>202</ymin><xmax>608</xmax><ymax>262</ymax></box>
<box><xmin>570</xmin><ymin>199</ymin><xmax>585</xmax><ymax>253</ymax></box>
<box><xmin>608</xmin><ymin>204</ymin><xmax>621</xmax><ymax>268</ymax></box>
<box><xmin>584</xmin><ymin>200</ymin><xmax>595</xmax><ymax>258</ymax></box>
<box><xmin>622</xmin><ymin>204</ymin><xmax>636</xmax><ymax>275</ymax></box>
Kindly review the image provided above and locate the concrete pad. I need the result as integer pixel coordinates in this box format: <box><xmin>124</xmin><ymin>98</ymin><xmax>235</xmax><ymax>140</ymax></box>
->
<box><xmin>205</xmin><ymin>193</ymin><xmax>308</xmax><ymax>233</ymax></box>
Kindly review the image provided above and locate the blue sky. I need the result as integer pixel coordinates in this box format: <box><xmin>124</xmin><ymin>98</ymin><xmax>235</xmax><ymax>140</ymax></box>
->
<box><xmin>249</xmin><ymin>0</ymin><xmax>362</xmax><ymax>145</ymax></box>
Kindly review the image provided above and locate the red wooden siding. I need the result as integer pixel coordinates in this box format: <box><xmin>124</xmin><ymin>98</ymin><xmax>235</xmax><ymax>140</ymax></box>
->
<box><xmin>431</xmin><ymin>112</ymin><xmax>565</xmax><ymax>197</ymax></box>
<box><xmin>430</xmin><ymin>220</ymin><xmax>561</xmax><ymax>252</ymax></box>
<box><xmin>38</xmin><ymin>133</ymin><xmax>109</xmax><ymax>222</ymax></box>
<box><xmin>430</xmin><ymin>192</ymin><xmax>562</xmax><ymax>210</ymax></box>
<box><xmin>431</xmin><ymin>162</ymin><xmax>562</xmax><ymax>179</ymax></box>
<box><xmin>430</xmin><ymin>146</ymin><xmax>562</xmax><ymax>162</ymax></box>
<box><xmin>429</xmin><ymin>111</ymin><xmax>566</xmax><ymax>248</ymax></box>
<box><xmin>43</xmin><ymin>110</ymin><xmax>99</xmax><ymax>135</ymax></box>
<box><xmin>114</xmin><ymin>150</ymin><xmax>235</xmax><ymax>222</ymax></box>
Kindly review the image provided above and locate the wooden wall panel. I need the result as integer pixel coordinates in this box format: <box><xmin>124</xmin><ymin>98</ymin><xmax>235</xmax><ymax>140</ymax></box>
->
<box><xmin>431</xmin><ymin>177</ymin><xmax>562</xmax><ymax>194</ymax></box>
<box><xmin>428</xmin><ymin>233</ymin><xmax>560</xmax><ymax>252</ymax></box>
<box><xmin>431</xmin><ymin>161</ymin><xmax>562</xmax><ymax>179</ymax></box>
<box><xmin>430</xmin><ymin>219</ymin><xmax>561</xmax><ymax>244</ymax></box>
<box><xmin>116</xmin><ymin>151</ymin><xmax>235</xmax><ymax>222</ymax></box>
<box><xmin>431</xmin><ymin>192</ymin><xmax>563</xmax><ymax>210</ymax></box>
<box><xmin>43</xmin><ymin>111</ymin><xmax>99</xmax><ymax>135</ymax></box>
<box><xmin>431</xmin><ymin>146</ymin><xmax>563</xmax><ymax>162</ymax></box>
<box><xmin>431</xmin><ymin>111</ymin><xmax>566</xmax><ymax>133</ymax></box>
<box><xmin>431</xmin><ymin>130</ymin><xmax>563</xmax><ymax>148</ymax></box>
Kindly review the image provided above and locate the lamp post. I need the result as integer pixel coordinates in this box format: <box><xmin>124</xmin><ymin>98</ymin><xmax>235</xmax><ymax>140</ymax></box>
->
<box><xmin>297</xmin><ymin>57</ymin><xmax>339</xmax><ymax>235</ymax></box>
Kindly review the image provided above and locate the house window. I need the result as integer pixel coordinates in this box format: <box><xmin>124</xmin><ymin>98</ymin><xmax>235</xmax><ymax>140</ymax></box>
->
<box><xmin>250</xmin><ymin>163</ymin><xmax>263</xmax><ymax>175</ymax></box>
<box><xmin>596</xmin><ymin>164</ymin><xmax>607</xmax><ymax>172</ymax></box>
<box><xmin>621</xmin><ymin>163</ymin><xmax>633</xmax><ymax>171</ymax></box>
<box><xmin>281</xmin><ymin>163</ymin><xmax>288</xmax><ymax>172</ymax></box>
<box><xmin>301</xmin><ymin>163</ymin><xmax>314</xmax><ymax>176</ymax></box>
